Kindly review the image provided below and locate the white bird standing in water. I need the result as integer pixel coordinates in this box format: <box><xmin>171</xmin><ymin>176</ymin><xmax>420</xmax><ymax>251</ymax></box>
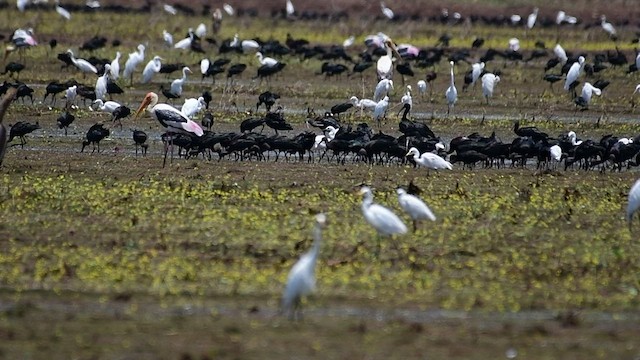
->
<box><xmin>94</xmin><ymin>64</ymin><xmax>111</xmax><ymax>100</ymax></box>
<box><xmin>282</xmin><ymin>213</ymin><xmax>327</xmax><ymax>319</ymax></box>
<box><xmin>445</xmin><ymin>61</ymin><xmax>458</xmax><ymax>115</ymax></box>
<box><xmin>397</xmin><ymin>188</ymin><xmax>436</xmax><ymax>232</ymax></box>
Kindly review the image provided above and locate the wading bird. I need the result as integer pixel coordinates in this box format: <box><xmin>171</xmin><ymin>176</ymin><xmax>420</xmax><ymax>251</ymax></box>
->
<box><xmin>66</xmin><ymin>49</ymin><xmax>97</xmax><ymax>76</ymax></box>
<box><xmin>359</xmin><ymin>186</ymin><xmax>407</xmax><ymax>254</ymax></box>
<box><xmin>397</xmin><ymin>188</ymin><xmax>436</xmax><ymax>232</ymax></box>
<box><xmin>141</xmin><ymin>56</ymin><xmax>163</xmax><ymax>84</ymax></box>
<box><xmin>627</xmin><ymin>178</ymin><xmax>640</xmax><ymax>228</ymax></box>
<box><xmin>445</xmin><ymin>61</ymin><xmax>458</xmax><ymax>115</ymax></box>
<box><xmin>134</xmin><ymin>92</ymin><xmax>203</xmax><ymax>166</ymax></box>
<box><xmin>281</xmin><ymin>213</ymin><xmax>327</xmax><ymax>320</ymax></box>
<box><xmin>110</xmin><ymin>51</ymin><xmax>121</xmax><ymax>80</ymax></box>
<box><xmin>407</xmin><ymin>147</ymin><xmax>452</xmax><ymax>174</ymax></box>
<box><xmin>481</xmin><ymin>73</ymin><xmax>500</xmax><ymax>104</ymax></box>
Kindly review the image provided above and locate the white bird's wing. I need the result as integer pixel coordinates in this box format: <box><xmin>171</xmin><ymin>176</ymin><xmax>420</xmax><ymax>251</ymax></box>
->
<box><xmin>367</xmin><ymin>204</ymin><xmax>408</xmax><ymax>235</ymax></box>
<box><xmin>627</xmin><ymin>179</ymin><xmax>640</xmax><ymax>222</ymax></box>
<box><xmin>399</xmin><ymin>193</ymin><xmax>436</xmax><ymax>221</ymax></box>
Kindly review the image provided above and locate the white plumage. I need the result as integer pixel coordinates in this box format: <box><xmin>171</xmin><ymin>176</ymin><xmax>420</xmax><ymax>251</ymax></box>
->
<box><xmin>162</xmin><ymin>30</ymin><xmax>173</xmax><ymax>47</ymax></box>
<box><xmin>445</xmin><ymin>61</ymin><xmax>458</xmax><ymax>115</ymax></box>
<box><xmin>141</xmin><ymin>56</ymin><xmax>162</xmax><ymax>84</ymax></box>
<box><xmin>360</xmin><ymin>187</ymin><xmax>407</xmax><ymax>237</ymax></box>
<box><xmin>600</xmin><ymin>15</ymin><xmax>616</xmax><ymax>38</ymax></box>
<box><xmin>481</xmin><ymin>73</ymin><xmax>500</xmax><ymax>104</ymax></box>
<box><xmin>373</xmin><ymin>96</ymin><xmax>389</xmax><ymax>126</ymax></box>
<box><xmin>170</xmin><ymin>67</ymin><xmax>191</xmax><ymax>97</ymax></box>
<box><xmin>67</xmin><ymin>49</ymin><xmax>97</xmax><ymax>75</ymax></box>
<box><xmin>195</xmin><ymin>23</ymin><xmax>207</xmax><ymax>39</ymax></box>
<box><xmin>401</xmin><ymin>85</ymin><xmax>412</xmax><ymax>108</ymax></box>
<box><xmin>123</xmin><ymin>44</ymin><xmax>145</xmax><ymax>84</ymax></box>
<box><xmin>174</xmin><ymin>29</ymin><xmax>194</xmax><ymax>50</ymax></box>
<box><xmin>134</xmin><ymin>92</ymin><xmax>204</xmax><ymax>137</ymax></box>
<box><xmin>281</xmin><ymin>213</ymin><xmax>326</xmax><ymax>318</ymax></box>
<box><xmin>94</xmin><ymin>64</ymin><xmax>110</xmax><ymax>100</ymax></box>
<box><xmin>549</xmin><ymin>145</ymin><xmax>562</xmax><ymax>162</ymax></box>
<box><xmin>380</xmin><ymin>1</ymin><xmax>394</xmax><ymax>19</ymax></box>
<box><xmin>93</xmin><ymin>99</ymin><xmax>121</xmax><ymax>113</ymax></box>
<box><xmin>223</xmin><ymin>3</ymin><xmax>234</xmax><ymax>15</ymax></box>
<box><xmin>526</xmin><ymin>7</ymin><xmax>538</xmax><ymax>29</ymax></box>
<box><xmin>627</xmin><ymin>179</ymin><xmax>640</xmax><ymax>225</ymax></box>
<box><xmin>343</xmin><ymin>36</ymin><xmax>355</xmax><ymax>48</ymax></box>
<box><xmin>110</xmin><ymin>51</ymin><xmax>121</xmax><ymax>81</ymax></box>
<box><xmin>350</xmin><ymin>96</ymin><xmax>377</xmax><ymax>111</ymax></box>
<box><xmin>417</xmin><ymin>80</ymin><xmax>427</xmax><ymax>97</ymax></box>
<box><xmin>373</xmin><ymin>79</ymin><xmax>393</xmax><ymax>102</ymax></box>
<box><xmin>407</xmin><ymin>147</ymin><xmax>453</xmax><ymax>172</ymax></box>
<box><xmin>554</xmin><ymin>44</ymin><xmax>568</xmax><ymax>65</ymax></box>
<box><xmin>578</xmin><ymin>82</ymin><xmax>602</xmax><ymax>107</ymax></box>
<box><xmin>55</xmin><ymin>0</ymin><xmax>71</xmax><ymax>20</ymax></box>
<box><xmin>508</xmin><ymin>38</ymin><xmax>520</xmax><ymax>52</ymax></box>
<box><xmin>181</xmin><ymin>97</ymin><xmax>206</xmax><ymax>118</ymax></box>
<box><xmin>256</xmin><ymin>52</ymin><xmax>278</xmax><ymax>67</ymax></box>
<box><xmin>376</xmin><ymin>40</ymin><xmax>397</xmax><ymax>80</ymax></box>
<box><xmin>397</xmin><ymin>188</ymin><xmax>436</xmax><ymax>232</ymax></box>
<box><xmin>285</xmin><ymin>0</ymin><xmax>294</xmax><ymax>17</ymax></box>
<box><xmin>564</xmin><ymin>56</ymin><xmax>585</xmax><ymax>91</ymax></box>
<box><xmin>163</xmin><ymin>4</ymin><xmax>177</xmax><ymax>15</ymax></box>
<box><xmin>471</xmin><ymin>61</ymin><xmax>485</xmax><ymax>87</ymax></box>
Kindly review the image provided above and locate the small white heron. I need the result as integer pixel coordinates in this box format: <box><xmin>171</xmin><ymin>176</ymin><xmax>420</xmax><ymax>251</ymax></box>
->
<box><xmin>575</xmin><ymin>82</ymin><xmax>602</xmax><ymax>109</ymax></box>
<box><xmin>526</xmin><ymin>8</ymin><xmax>538</xmax><ymax>30</ymax></box>
<box><xmin>195</xmin><ymin>23</ymin><xmax>207</xmax><ymax>39</ymax></box>
<box><xmin>471</xmin><ymin>61</ymin><xmax>485</xmax><ymax>87</ymax></box>
<box><xmin>564</xmin><ymin>56</ymin><xmax>585</xmax><ymax>92</ymax></box>
<box><xmin>373</xmin><ymin>96</ymin><xmax>389</xmax><ymax>127</ymax></box>
<box><xmin>417</xmin><ymin>80</ymin><xmax>427</xmax><ymax>98</ymax></box>
<box><xmin>373</xmin><ymin>78</ymin><xmax>393</xmax><ymax>102</ymax></box>
<box><xmin>600</xmin><ymin>15</ymin><xmax>617</xmax><ymax>39</ymax></box>
<box><xmin>350</xmin><ymin>96</ymin><xmax>377</xmax><ymax>111</ymax></box>
<box><xmin>170</xmin><ymin>67</ymin><xmax>192</xmax><ymax>97</ymax></box>
<box><xmin>445</xmin><ymin>61</ymin><xmax>458</xmax><ymax>115</ymax></box>
<box><xmin>281</xmin><ymin>213</ymin><xmax>327</xmax><ymax>320</ymax></box>
<box><xmin>380</xmin><ymin>1</ymin><xmax>394</xmax><ymax>19</ymax></box>
<box><xmin>174</xmin><ymin>28</ymin><xmax>195</xmax><ymax>50</ymax></box>
<box><xmin>163</xmin><ymin>3</ymin><xmax>177</xmax><ymax>15</ymax></box>
<box><xmin>67</xmin><ymin>49</ymin><xmax>97</xmax><ymax>75</ymax></box>
<box><xmin>110</xmin><ymin>51</ymin><xmax>121</xmax><ymax>81</ymax></box>
<box><xmin>141</xmin><ymin>55</ymin><xmax>163</xmax><ymax>84</ymax></box>
<box><xmin>93</xmin><ymin>99</ymin><xmax>121</xmax><ymax>113</ymax></box>
<box><xmin>407</xmin><ymin>147</ymin><xmax>452</xmax><ymax>174</ymax></box>
<box><xmin>223</xmin><ymin>3</ymin><xmax>234</xmax><ymax>15</ymax></box>
<box><xmin>123</xmin><ymin>44</ymin><xmax>145</xmax><ymax>85</ymax></box>
<box><xmin>554</xmin><ymin>44</ymin><xmax>568</xmax><ymax>65</ymax></box>
<box><xmin>508</xmin><ymin>38</ymin><xmax>520</xmax><ymax>52</ymax></box>
<box><xmin>360</xmin><ymin>186</ymin><xmax>407</xmax><ymax>254</ymax></box>
<box><xmin>94</xmin><ymin>64</ymin><xmax>111</xmax><ymax>100</ymax></box>
<box><xmin>55</xmin><ymin>0</ymin><xmax>71</xmax><ymax>20</ymax></box>
<box><xmin>343</xmin><ymin>35</ymin><xmax>355</xmax><ymax>48</ymax></box>
<box><xmin>481</xmin><ymin>73</ymin><xmax>500</xmax><ymax>104</ymax></box>
<box><xmin>181</xmin><ymin>96</ymin><xmax>206</xmax><ymax>118</ymax></box>
<box><xmin>256</xmin><ymin>52</ymin><xmax>279</xmax><ymax>67</ymax></box>
<box><xmin>397</xmin><ymin>188</ymin><xmax>436</xmax><ymax>232</ymax></box>
<box><xmin>285</xmin><ymin>0</ymin><xmax>294</xmax><ymax>17</ymax></box>
<box><xmin>627</xmin><ymin>179</ymin><xmax>640</xmax><ymax>228</ymax></box>
<box><xmin>162</xmin><ymin>30</ymin><xmax>173</xmax><ymax>47</ymax></box>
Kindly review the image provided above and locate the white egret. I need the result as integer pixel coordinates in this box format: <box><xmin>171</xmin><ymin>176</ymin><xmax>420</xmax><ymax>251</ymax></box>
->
<box><xmin>601</xmin><ymin>15</ymin><xmax>617</xmax><ymax>39</ymax></box>
<box><xmin>181</xmin><ymin>97</ymin><xmax>206</xmax><ymax>118</ymax></box>
<box><xmin>481</xmin><ymin>73</ymin><xmax>500</xmax><ymax>104</ymax></box>
<box><xmin>567</xmin><ymin>131</ymin><xmax>583</xmax><ymax>146</ymax></box>
<box><xmin>554</xmin><ymin>44</ymin><xmax>568</xmax><ymax>65</ymax></box>
<box><xmin>163</xmin><ymin>4</ymin><xmax>177</xmax><ymax>15</ymax></box>
<box><xmin>110</xmin><ymin>51</ymin><xmax>121</xmax><ymax>81</ymax></box>
<box><xmin>471</xmin><ymin>61</ymin><xmax>485</xmax><ymax>87</ymax></box>
<box><xmin>162</xmin><ymin>30</ymin><xmax>173</xmax><ymax>47</ymax></box>
<box><xmin>380</xmin><ymin>1</ymin><xmax>394</xmax><ymax>19</ymax></box>
<box><xmin>627</xmin><ymin>179</ymin><xmax>640</xmax><ymax>227</ymax></box>
<box><xmin>170</xmin><ymin>67</ymin><xmax>191</xmax><ymax>97</ymax></box>
<box><xmin>417</xmin><ymin>80</ymin><xmax>427</xmax><ymax>98</ymax></box>
<box><xmin>64</xmin><ymin>85</ymin><xmax>77</xmax><ymax>108</ymax></box>
<box><xmin>350</xmin><ymin>96</ymin><xmax>377</xmax><ymax>111</ymax></box>
<box><xmin>312</xmin><ymin>126</ymin><xmax>339</xmax><ymax>152</ymax></box>
<box><xmin>285</xmin><ymin>0</ymin><xmax>294</xmax><ymax>17</ymax></box>
<box><xmin>343</xmin><ymin>35</ymin><xmax>355</xmax><ymax>48</ymax></box>
<box><xmin>526</xmin><ymin>7</ymin><xmax>538</xmax><ymax>30</ymax></box>
<box><xmin>401</xmin><ymin>85</ymin><xmax>412</xmax><ymax>109</ymax></box>
<box><xmin>94</xmin><ymin>64</ymin><xmax>111</xmax><ymax>100</ymax></box>
<box><xmin>373</xmin><ymin>79</ymin><xmax>393</xmax><ymax>102</ymax></box>
<box><xmin>256</xmin><ymin>52</ymin><xmax>278</xmax><ymax>67</ymax></box>
<box><xmin>359</xmin><ymin>186</ymin><xmax>407</xmax><ymax>255</ymax></box>
<box><xmin>141</xmin><ymin>55</ymin><xmax>162</xmax><ymax>84</ymax></box>
<box><xmin>445</xmin><ymin>61</ymin><xmax>458</xmax><ymax>115</ymax></box>
<box><xmin>407</xmin><ymin>147</ymin><xmax>452</xmax><ymax>174</ymax></box>
<box><xmin>564</xmin><ymin>56</ymin><xmax>585</xmax><ymax>92</ymax></box>
<box><xmin>55</xmin><ymin>0</ymin><xmax>71</xmax><ymax>20</ymax></box>
<box><xmin>549</xmin><ymin>145</ymin><xmax>562</xmax><ymax>162</ymax></box>
<box><xmin>575</xmin><ymin>82</ymin><xmax>601</xmax><ymax>109</ymax></box>
<box><xmin>397</xmin><ymin>188</ymin><xmax>436</xmax><ymax>232</ymax></box>
<box><xmin>508</xmin><ymin>38</ymin><xmax>520</xmax><ymax>52</ymax></box>
<box><xmin>281</xmin><ymin>213</ymin><xmax>327</xmax><ymax>319</ymax></box>
<box><xmin>66</xmin><ymin>49</ymin><xmax>97</xmax><ymax>75</ymax></box>
<box><xmin>510</xmin><ymin>14</ymin><xmax>521</xmax><ymax>26</ymax></box>
<box><xmin>174</xmin><ymin>28</ymin><xmax>195</xmax><ymax>50</ymax></box>
<box><xmin>223</xmin><ymin>3</ymin><xmax>234</xmax><ymax>16</ymax></box>
<box><xmin>123</xmin><ymin>44</ymin><xmax>145</xmax><ymax>85</ymax></box>
<box><xmin>195</xmin><ymin>23</ymin><xmax>207</xmax><ymax>39</ymax></box>
<box><xmin>373</xmin><ymin>96</ymin><xmax>389</xmax><ymax>127</ymax></box>
<box><xmin>93</xmin><ymin>99</ymin><xmax>121</xmax><ymax>113</ymax></box>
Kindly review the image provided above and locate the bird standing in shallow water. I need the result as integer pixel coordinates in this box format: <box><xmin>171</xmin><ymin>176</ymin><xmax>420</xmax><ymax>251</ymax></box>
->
<box><xmin>282</xmin><ymin>213</ymin><xmax>327</xmax><ymax>320</ymax></box>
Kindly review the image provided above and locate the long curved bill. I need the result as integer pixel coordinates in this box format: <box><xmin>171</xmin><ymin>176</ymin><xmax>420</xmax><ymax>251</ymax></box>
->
<box><xmin>134</xmin><ymin>95</ymin><xmax>152</xmax><ymax>119</ymax></box>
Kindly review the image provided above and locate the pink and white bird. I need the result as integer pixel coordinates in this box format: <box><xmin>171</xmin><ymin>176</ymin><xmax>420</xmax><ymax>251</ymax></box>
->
<box><xmin>134</xmin><ymin>92</ymin><xmax>203</xmax><ymax>137</ymax></box>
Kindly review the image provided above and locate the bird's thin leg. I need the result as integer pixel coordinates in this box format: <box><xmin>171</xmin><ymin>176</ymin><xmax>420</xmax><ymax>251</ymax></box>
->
<box><xmin>163</xmin><ymin>140</ymin><xmax>169</xmax><ymax>168</ymax></box>
<box><xmin>412</xmin><ymin>220</ymin><xmax>418</xmax><ymax>233</ymax></box>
